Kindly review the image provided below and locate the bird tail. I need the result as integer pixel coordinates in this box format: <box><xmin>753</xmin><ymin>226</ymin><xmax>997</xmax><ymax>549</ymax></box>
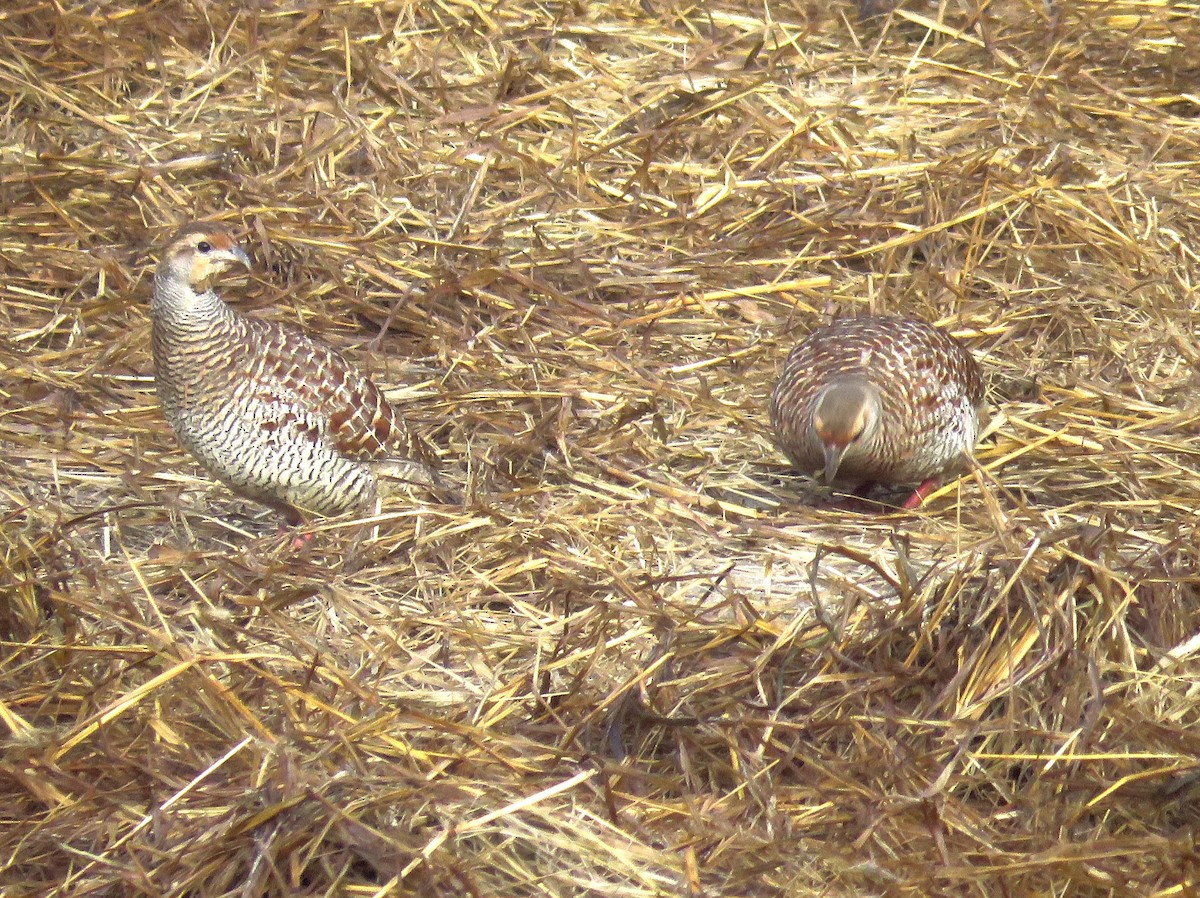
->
<box><xmin>377</xmin><ymin>458</ymin><xmax>462</xmax><ymax>504</ymax></box>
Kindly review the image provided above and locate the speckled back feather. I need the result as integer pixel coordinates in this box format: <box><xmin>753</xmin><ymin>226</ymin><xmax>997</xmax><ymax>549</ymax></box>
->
<box><xmin>769</xmin><ymin>315</ymin><xmax>985</xmax><ymax>486</ymax></box>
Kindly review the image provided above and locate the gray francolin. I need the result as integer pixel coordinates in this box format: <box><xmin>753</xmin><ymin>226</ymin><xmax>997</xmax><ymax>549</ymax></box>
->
<box><xmin>769</xmin><ymin>315</ymin><xmax>985</xmax><ymax>508</ymax></box>
<box><xmin>151</xmin><ymin>222</ymin><xmax>439</xmax><ymax>519</ymax></box>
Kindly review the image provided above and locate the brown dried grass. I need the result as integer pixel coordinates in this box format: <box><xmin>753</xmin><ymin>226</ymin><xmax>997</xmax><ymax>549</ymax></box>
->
<box><xmin>4</xmin><ymin>1</ymin><xmax>1200</xmax><ymax>895</ymax></box>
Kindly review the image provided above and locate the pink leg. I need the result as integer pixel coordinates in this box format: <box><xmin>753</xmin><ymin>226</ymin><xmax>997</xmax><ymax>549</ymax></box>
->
<box><xmin>900</xmin><ymin>478</ymin><xmax>939</xmax><ymax>510</ymax></box>
<box><xmin>274</xmin><ymin>506</ymin><xmax>315</xmax><ymax>549</ymax></box>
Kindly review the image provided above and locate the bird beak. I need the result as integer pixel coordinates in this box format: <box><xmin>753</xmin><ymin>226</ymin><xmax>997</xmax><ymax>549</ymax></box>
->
<box><xmin>822</xmin><ymin>443</ymin><xmax>846</xmax><ymax>484</ymax></box>
<box><xmin>230</xmin><ymin>246</ymin><xmax>251</xmax><ymax>269</ymax></box>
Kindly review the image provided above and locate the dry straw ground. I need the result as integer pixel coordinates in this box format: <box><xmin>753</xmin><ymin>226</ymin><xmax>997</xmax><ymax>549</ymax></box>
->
<box><xmin>3</xmin><ymin>0</ymin><xmax>1200</xmax><ymax>895</ymax></box>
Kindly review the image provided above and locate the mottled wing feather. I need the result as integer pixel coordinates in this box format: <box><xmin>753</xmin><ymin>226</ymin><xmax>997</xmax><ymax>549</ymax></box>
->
<box><xmin>250</xmin><ymin>394</ymin><xmax>325</xmax><ymax>448</ymax></box>
<box><xmin>242</xmin><ymin>316</ymin><xmax>417</xmax><ymax>462</ymax></box>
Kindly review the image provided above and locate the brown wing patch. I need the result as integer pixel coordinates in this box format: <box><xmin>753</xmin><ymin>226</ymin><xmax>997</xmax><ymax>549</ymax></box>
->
<box><xmin>241</xmin><ymin>315</ymin><xmax>422</xmax><ymax>463</ymax></box>
<box><xmin>372</xmin><ymin>407</ymin><xmax>393</xmax><ymax>444</ymax></box>
<box><xmin>246</xmin><ymin>381</ymin><xmax>324</xmax><ymax>445</ymax></box>
<box><xmin>328</xmin><ymin>378</ymin><xmax>400</xmax><ymax>460</ymax></box>
<box><xmin>257</xmin><ymin>408</ymin><xmax>322</xmax><ymax>444</ymax></box>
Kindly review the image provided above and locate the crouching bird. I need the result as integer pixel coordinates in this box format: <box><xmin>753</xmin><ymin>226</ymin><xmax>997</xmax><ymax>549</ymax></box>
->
<box><xmin>769</xmin><ymin>315</ymin><xmax>985</xmax><ymax>509</ymax></box>
<box><xmin>150</xmin><ymin>221</ymin><xmax>443</xmax><ymax>521</ymax></box>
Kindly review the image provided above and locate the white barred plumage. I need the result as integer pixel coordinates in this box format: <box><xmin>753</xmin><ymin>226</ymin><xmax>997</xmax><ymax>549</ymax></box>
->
<box><xmin>151</xmin><ymin>222</ymin><xmax>434</xmax><ymax>517</ymax></box>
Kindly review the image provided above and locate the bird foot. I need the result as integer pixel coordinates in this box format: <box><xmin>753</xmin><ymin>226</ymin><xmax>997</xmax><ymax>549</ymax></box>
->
<box><xmin>274</xmin><ymin>511</ymin><xmax>315</xmax><ymax>550</ymax></box>
<box><xmin>287</xmin><ymin>530</ymin><xmax>315</xmax><ymax>550</ymax></box>
<box><xmin>265</xmin><ymin>525</ymin><xmax>315</xmax><ymax>551</ymax></box>
<box><xmin>815</xmin><ymin>490</ymin><xmax>886</xmax><ymax>513</ymax></box>
<box><xmin>817</xmin><ymin>480</ymin><xmax>934</xmax><ymax>513</ymax></box>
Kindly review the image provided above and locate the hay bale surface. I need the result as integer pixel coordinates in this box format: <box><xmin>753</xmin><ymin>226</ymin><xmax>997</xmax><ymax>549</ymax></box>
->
<box><xmin>3</xmin><ymin>1</ymin><xmax>1200</xmax><ymax>895</ymax></box>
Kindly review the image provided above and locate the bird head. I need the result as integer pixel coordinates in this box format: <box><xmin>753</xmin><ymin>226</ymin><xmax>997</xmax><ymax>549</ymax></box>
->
<box><xmin>811</xmin><ymin>378</ymin><xmax>881</xmax><ymax>482</ymax></box>
<box><xmin>159</xmin><ymin>223</ymin><xmax>251</xmax><ymax>291</ymax></box>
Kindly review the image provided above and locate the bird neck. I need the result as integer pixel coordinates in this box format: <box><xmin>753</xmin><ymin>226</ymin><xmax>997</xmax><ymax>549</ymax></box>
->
<box><xmin>151</xmin><ymin>267</ymin><xmax>238</xmax><ymax>336</ymax></box>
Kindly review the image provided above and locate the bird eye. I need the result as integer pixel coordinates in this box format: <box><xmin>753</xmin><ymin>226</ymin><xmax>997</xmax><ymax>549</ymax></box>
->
<box><xmin>197</xmin><ymin>240</ymin><xmax>212</xmax><ymax>254</ymax></box>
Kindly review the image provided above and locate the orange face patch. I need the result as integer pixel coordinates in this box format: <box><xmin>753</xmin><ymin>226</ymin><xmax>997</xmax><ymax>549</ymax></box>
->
<box><xmin>179</xmin><ymin>231</ymin><xmax>244</xmax><ymax>290</ymax></box>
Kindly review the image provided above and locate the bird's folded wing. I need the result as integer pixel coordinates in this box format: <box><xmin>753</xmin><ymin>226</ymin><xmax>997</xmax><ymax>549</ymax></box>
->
<box><xmin>242</xmin><ymin>316</ymin><xmax>437</xmax><ymax>467</ymax></box>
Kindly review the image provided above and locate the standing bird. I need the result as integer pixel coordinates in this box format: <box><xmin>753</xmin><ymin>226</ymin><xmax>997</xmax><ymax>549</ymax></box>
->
<box><xmin>769</xmin><ymin>315</ymin><xmax>985</xmax><ymax>509</ymax></box>
<box><xmin>151</xmin><ymin>221</ymin><xmax>439</xmax><ymax>519</ymax></box>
